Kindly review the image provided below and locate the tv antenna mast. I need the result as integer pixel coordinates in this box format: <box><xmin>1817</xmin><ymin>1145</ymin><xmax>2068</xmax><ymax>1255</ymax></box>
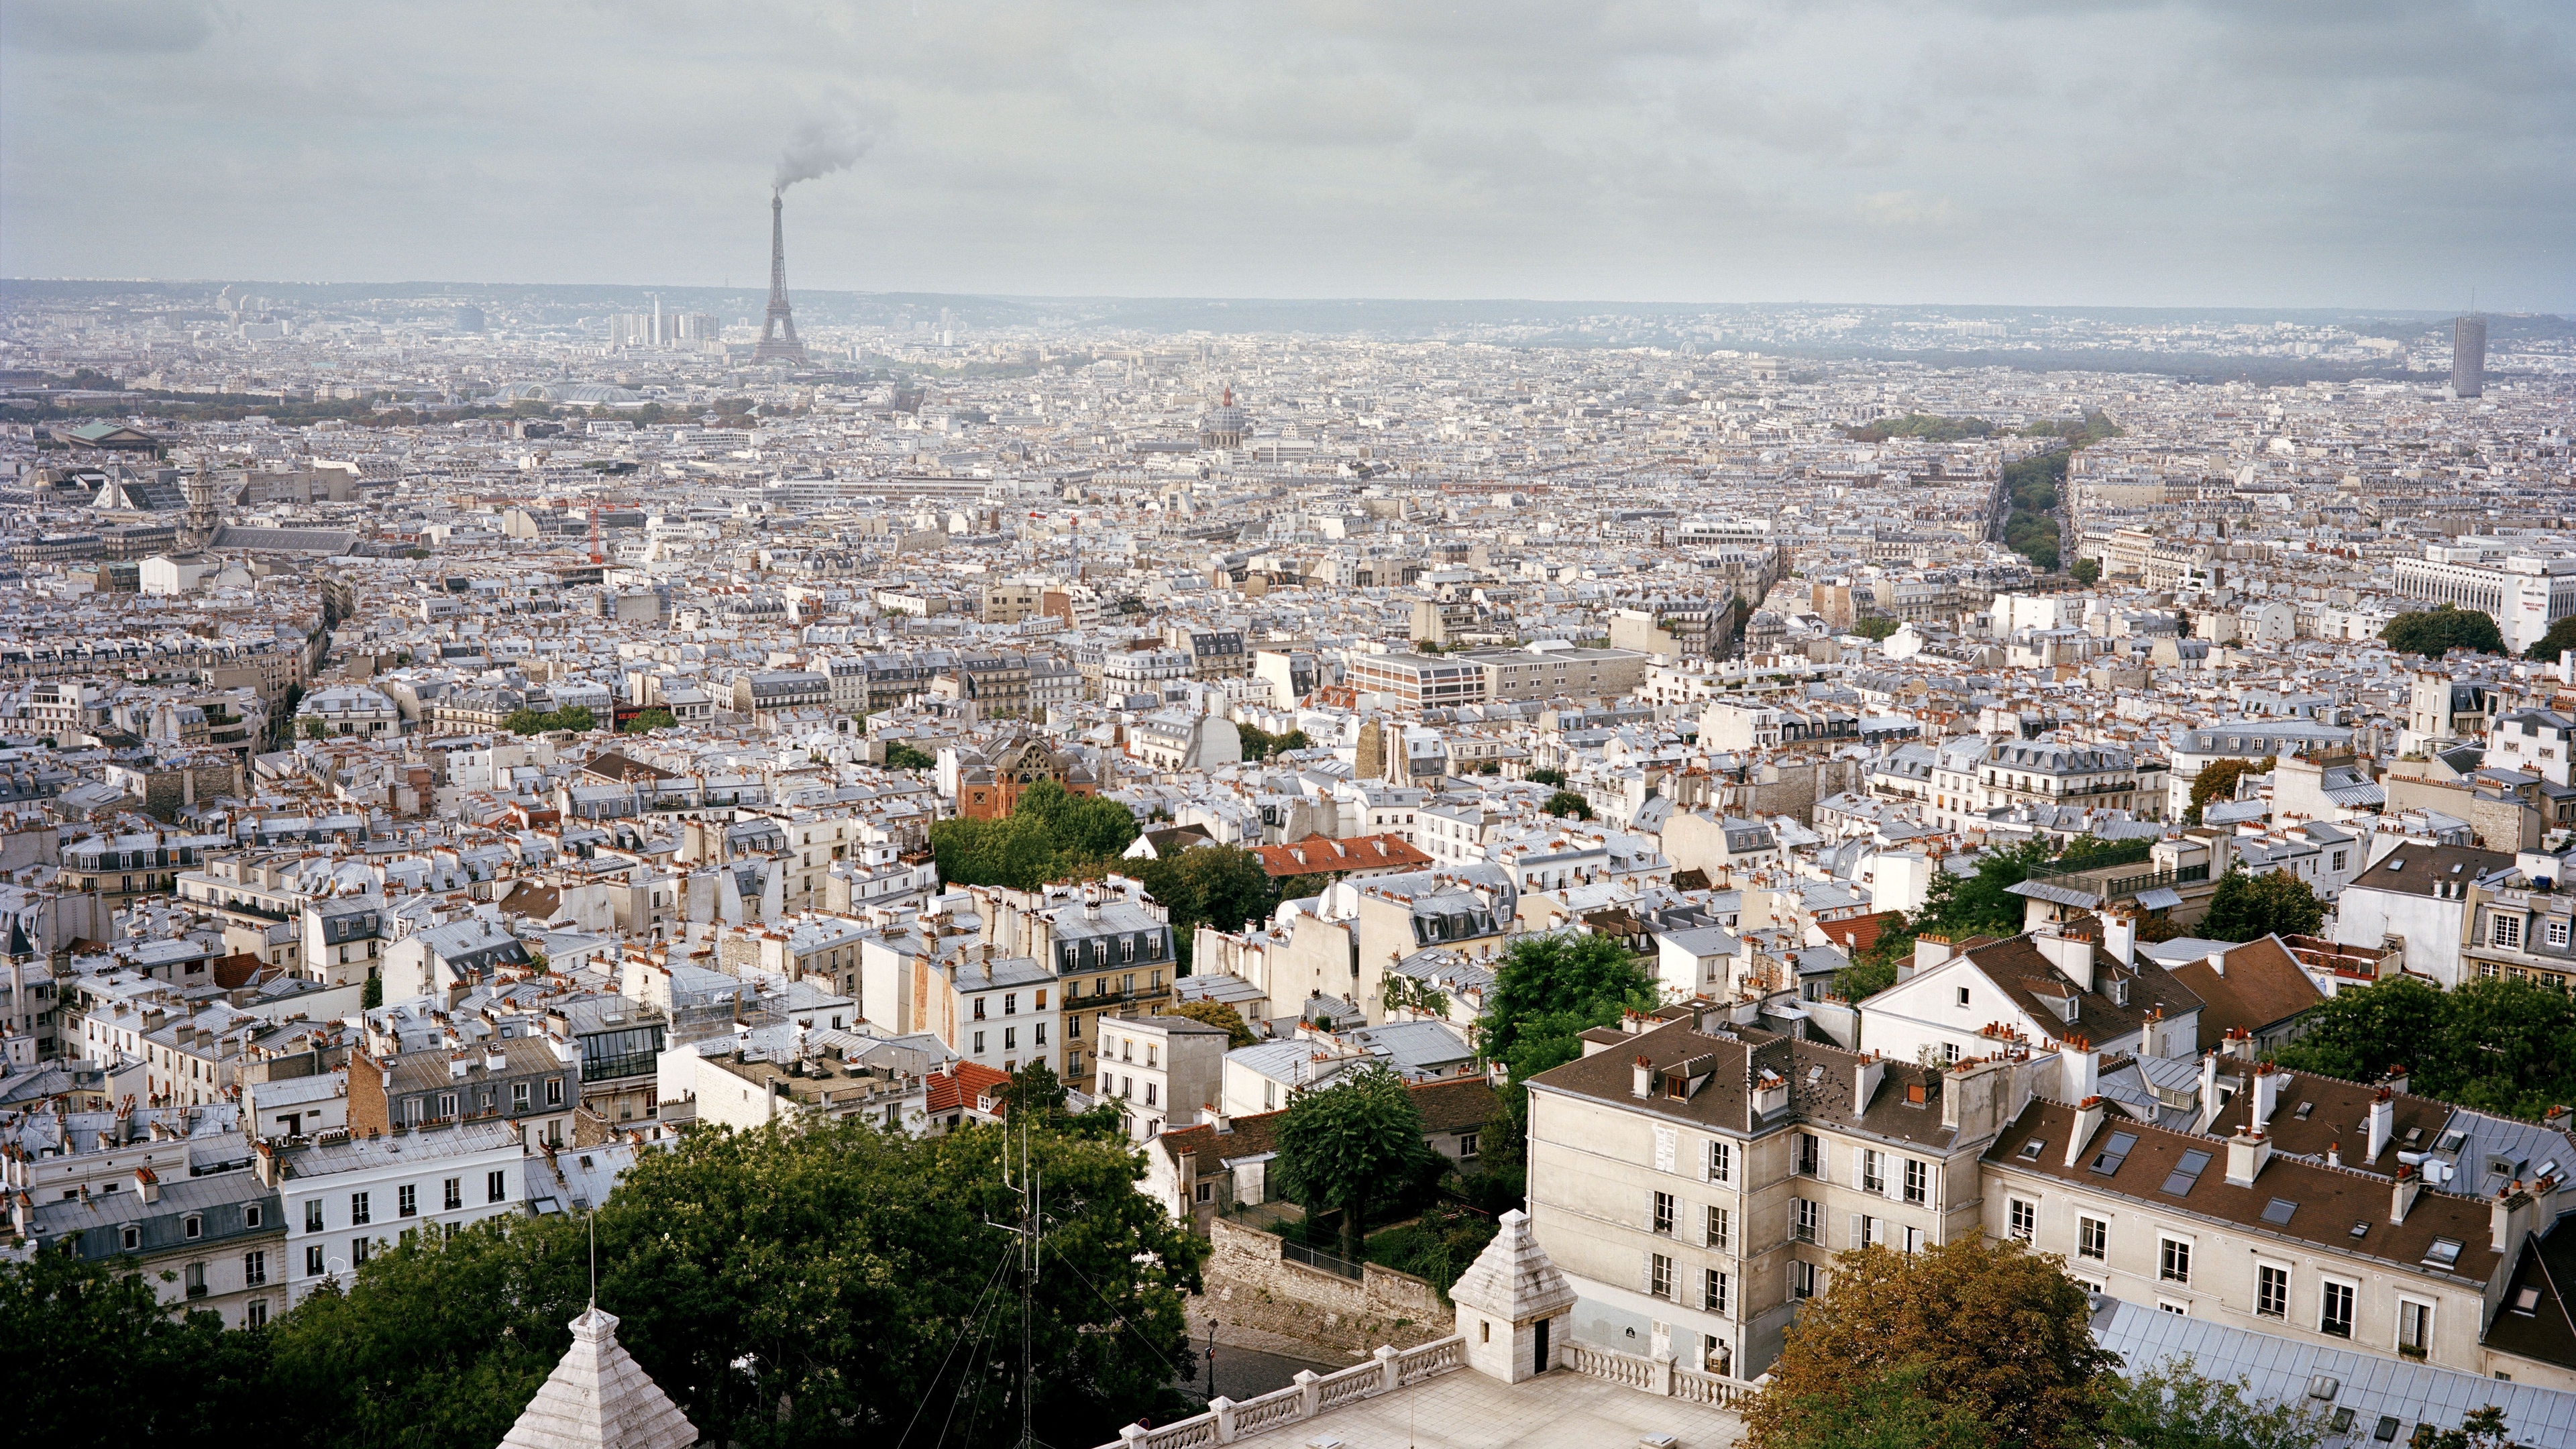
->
<box><xmin>989</xmin><ymin>1104</ymin><xmax>1045</xmax><ymax>1448</ymax></box>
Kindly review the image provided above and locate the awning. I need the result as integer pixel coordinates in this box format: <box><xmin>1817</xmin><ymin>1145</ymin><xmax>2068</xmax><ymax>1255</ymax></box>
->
<box><xmin>2136</xmin><ymin>886</ymin><xmax>2184</xmax><ymax>911</ymax></box>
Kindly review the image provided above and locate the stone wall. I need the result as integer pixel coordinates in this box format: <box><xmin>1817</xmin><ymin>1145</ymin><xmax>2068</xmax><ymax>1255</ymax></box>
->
<box><xmin>1195</xmin><ymin>1218</ymin><xmax>1445</xmax><ymax>1354</ymax></box>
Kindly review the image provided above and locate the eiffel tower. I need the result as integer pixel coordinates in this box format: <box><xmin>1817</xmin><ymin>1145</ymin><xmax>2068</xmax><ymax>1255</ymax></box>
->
<box><xmin>754</xmin><ymin>191</ymin><xmax>809</xmax><ymax>364</ymax></box>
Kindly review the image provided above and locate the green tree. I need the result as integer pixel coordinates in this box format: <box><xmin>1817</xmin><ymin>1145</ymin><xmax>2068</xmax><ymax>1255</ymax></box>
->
<box><xmin>928</xmin><ymin>812</ymin><xmax>1065</xmax><ymax>891</ymax></box>
<box><xmin>2408</xmin><ymin>1407</ymin><xmax>2513</xmax><ymax>1449</ymax></box>
<box><xmin>1382</xmin><ymin>971</ymin><xmax>1452</xmax><ymax>1021</ymax></box>
<box><xmin>882</xmin><ymin>742</ymin><xmax>937</xmax><ymax>771</ymax></box>
<box><xmin>1543</xmin><ymin>790</ymin><xmax>1593</xmax><ymax>820</ymax></box>
<box><xmin>2098</xmin><ymin>1357</ymin><xmax>2327</xmax><ymax>1449</ymax></box>
<box><xmin>620</xmin><ymin>706</ymin><xmax>676</xmax><ymax>734</ymax></box>
<box><xmin>1166</xmin><ymin>996</ymin><xmax>1258</xmax><ymax>1049</ymax></box>
<box><xmin>267</xmin><ymin>1115</ymin><xmax>1204</xmax><ymax>1449</ymax></box>
<box><xmin>297</xmin><ymin>717</ymin><xmax>329</xmax><ymax>740</ymax></box>
<box><xmin>1130</xmin><ymin>845</ymin><xmax>1277</xmax><ymax>969</ymax></box>
<box><xmin>2273</xmin><ymin>977</ymin><xmax>2576</xmax><ymax>1121</ymax></box>
<box><xmin>361</xmin><ymin>971</ymin><xmax>382</xmax><ymax>1009</ymax></box>
<box><xmin>1913</xmin><ymin>837</ymin><xmax>2057</xmax><ymax>941</ymax></box>
<box><xmin>2188</xmin><ymin>756</ymin><xmax>2274</xmax><ymax>820</ymax></box>
<box><xmin>2381</xmin><ymin>604</ymin><xmax>2505</xmax><ymax>659</ymax></box>
<box><xmin>1484</xmin><ymin>932</ymin><xmax>1659</xmax><ymax>1068</ymax></box>
<box><xmin>1014</xmin><ymin>779</ymin><xmax>1140</xmax><ymax>859</ymax></box>
<box><xmin>1851</xmin><ymin>615</ymin><xmax>1900</xmax><ymax>641</ymax></box>
<box><xmin>0</xmin><ymin>1250</ymin><xmax>278</xmax><ymax>1448</ymax></box>
<box><xmin>2199</xmin><ymin>866</ymin><xmax>2326</xmax><ymax>943</ymax></box>
<box><xmin>2071</xmin><ymin>557</ymin><xmax>2102</xmax><ymax>586</ymax></box>
<box><xmin>1754</xmin><ymin>1360</ymin><xmax>1987</xmax><ymax>1449</ymax></box>
<box><xmin>1526</xmin><ymin>767</ymin><xmax>1566</xmax><ymax>787</ymax></box>
<box><xmin>1744</xmin><ymin>1238</ymin><xmax>2115</xmax><ymax>1449</ymax></box>
<box><xmin>2526</xmin><ymin>615</ymin><xmax>2576</xmax><ymax>663</ymax></box>
<box><xmin>1273</xmin><ymin>1064</ymin><xmax>1432</xmax><ymax>1260</ymax></box>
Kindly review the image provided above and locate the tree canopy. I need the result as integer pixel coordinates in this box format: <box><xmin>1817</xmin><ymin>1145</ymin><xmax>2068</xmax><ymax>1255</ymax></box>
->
<box><xmin>2381</xmin><ymin>604</ymin><xmax>2504</xmax><ymax>659</ymax></box>
<box><xmin>1543</xmin><ymin>790</ymin><xmax>1593</xmax><ymax>820</ymax></box>
<box><xmin>1165</xmin><ymin>996</ymin><xmax>1259</xmax><ymax>1048</ymax></box>
<box><xmin>2526</xmin><ymin>614</ymin><xmax>2576</xmax><ymax>663</ymax></box>
<box><xmin>502</xmin><ymin>705</ymin><xmax>595</xmax><ymax>735</ymax></box>
<box><xmin>2096</xmin><ymin>1357</ymin><xmax>2328</xmax><ymax>1449</ymax></box>
<box><xmin>882</xmin><ymin>741</ymin><xmax>938</xmax><ymax>771</ymax></box>
<box><xmin>619</xmin><ymin>706</ymin><xmax>676</xmax><ymax>735</ymax></box>
<box><xmin>2273</xmin><ymin>976</ymin><xmax>2576</xmax><ymax>1121</ymax></box>
<box><xmin>1</xmin><ymin>1114</ymin><xmax>1209</xmax><ymax>1449</ymax></box>
<box><xmin>1123</xmin><ymin>842</ymin><xmax>1278</xmax><ymax>970</ymax></box>
<box><xmin>927</xmin><ymin>779</ymin><xmax>1144</xmax><ymax>893</ymax></box>
<box><xmin>1272</xmin><ymin>1063</ymin><xmax>1433</xmax><ymax>1260</ymax></box>
<box><xmin>1912</xmin><ymin>836</ymin><xmax>2056</xmax><ymax>941</ymax></box>
<box><xmin>2198</xmin><ymin>866</ymin><xmax>2325</xmax><ymax>943</ymax></box>
<box><xmin>1745</xmin><ymin>1237</ymin><xmax>2115</xmax><ymax>1449</ymax></box>
<box><xmin>2070</xmin><ymin>557</ymin><xmax>2103</xmax><ymax>586</ymax></box>
<box><xmin>1851</xmin><ymin>614</ymin><xmax>1900</xmax><ymax>641</ymax></box>
<box><xmin>2188</xmin><ymin>756</ymin><xmax>2273</xmax><ymax>820</ymax></box>
<box><xmin>1236</xmin><ymin>722</ymin><xmax>1311</xmax><ymax>760</ymax></box>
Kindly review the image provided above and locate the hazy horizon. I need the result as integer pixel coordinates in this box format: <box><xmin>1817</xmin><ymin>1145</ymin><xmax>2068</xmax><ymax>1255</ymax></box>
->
<box><xmin>4</xmin><ymin>1</ymin><xmax>2568</xmax><ymax>312</ymax></box>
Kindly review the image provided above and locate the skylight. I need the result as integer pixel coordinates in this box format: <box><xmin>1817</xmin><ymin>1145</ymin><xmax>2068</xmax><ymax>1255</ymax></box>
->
<box><xmin>2293</xmin><ymin>1102</ymin><xmax>2314</xmax><ymax>1120</ymax></box>
<box><xmin>2088</xmin><ymin>1131</ymin><xmax>2138</xmax><ymax>1176</ymax></box>
<box><xmin>2349</xmin><ymin>1220</ymin><xmax>2370</xmax><ymax>1240</ymax></box>
<box><xmin>2261</xmin><ymin>1198</ymin><xmax>2298</xmax><ymax>1225</ymax></box>
<box><xmin>2160</xmin><ymin>1149</ymin><xmax>2213</xmax><ymax>1195</ymax></box>
<box><xmin>2515</xmin><ymin>1286</ymin><xmax>2542</xmax><ymax>1315</ymax></box>
<box><xmin>2424</xmin><ymin>1238</ymin><xmax>2463</xmax><ymax>1269</ymax></box>
<box><xmin>2019</xmin><ymin>1138</ymin><xmax>2045</xmax><ymax>1161</ymax></box>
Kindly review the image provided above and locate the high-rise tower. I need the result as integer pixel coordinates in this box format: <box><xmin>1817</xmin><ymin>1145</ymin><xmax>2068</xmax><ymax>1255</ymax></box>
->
<box><xmin>2451</xmin><ymin>314</ymin><xmax>2486</xmax><ymax>398</ymax></box>
<box><xmin>755</xmin><ymin>192</ymin><xmax>809</xmax><ymax>365</ymax></box>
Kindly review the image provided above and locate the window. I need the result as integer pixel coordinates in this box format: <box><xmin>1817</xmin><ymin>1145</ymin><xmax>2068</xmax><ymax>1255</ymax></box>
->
<box><xmin>246</xmin><ymin>1298</ymin><xmax>268</xmax><ymax>1328</ymax></box>
<box><xmin>2495</xmin><ymin>916</ymin><xmax>2523</xmax><ymax>949</ymax></box>
<box><xmin>1003</xmin><ymin>1028</ymin><xmax>1017</xmax><ymax>1051</ymax></box>
<box><xmin>2257</xmin><ymin>1264</ymin><xmax>2289</xmax><ymax>1318</ymax></box>
<box><xmin>119</xmin><ymin>1224</ymin><xmax>140</xmax><ymax>1251</ymax></box>
<box><xmin>245</xmin><ymin>1250</ymin><xmax>267</xmax><ymax>1287</ymax></box>
<box><xmin>1146</xmin><ymin>1044</ymin><xmax>1159</xmax><ymax>1068</ymax></box>
<box><xmin>973</xmin><ymin>998</ymin><xmax>987</xmax><ymax>1020</ymax></box>
<box><xmin>1796</xmin><ymin>1133</ymin><xmax>1822</xmax><ymax>1178</ymax></box>
<box><xmin>184</xmin><ymin>1214</ymin><xmax>203</xmax><ymax>1240</ymax></box>
<box><xmin>438</xmin><ymin>1092</ymin><xmax>458</xmax><ymax>1118</ymax></box>
<box><xmin>487</xmin><ymin>1171</ymin><xmax>506</xmax><ymax>1204</ymax></box>
<box><xmin>443</xmin><ymin>1178</ymin><xmax>462</xmax><ymax>1212</ymax></box>
<box><xmin>1904</xmin><ymin>1159</ymin><xmax>1928</xmax><ymax>1205</ymax></box>
<box><xmin>2078</xmin><ymin>1216</ymin><xmax>2108</xmax><ymax>1260</ymax></box>
<box><xmin>1003</xmin><ymin>993</ymin><xmax>1017</xmax><ymax>1016</ymax></box>
<box><xmin>2008</xmin><ymin>1198</ymin><xmax>2037</xmax><ymax>1241</ymax></box>
<box><xmin>2161</xmin><ymin>1150</ymin><xmax>2213</xmax><ymax>1196</ymax></box>
<box><xmin>246</xmin><ymin>1205</ymin><xmax>262</xmax><ymax>1230</ymax></box>
<box><xmin>394</xmin><ymin>1183</ymin><xmax>416</xmax><ymax>1218</ymax></box>
<box><xmin>2320</xmin><ymin>1281</ymin><xmax>2356</xmax><ymax>1338</ymax></box>
<box><xmin>510</xmin><ymin>1081</ymin><xmax>530</xmax><ymax>1111</ymax></box>
<box><xmin>352</xmin><ymin>1238</ymin><xmax>371</xmax><ymax>1266</ymax></box>
<box><xmin>1704</xmin><ymin>1269</ymin><xmax>1731</xmax><ymax>1313</ymax></box>
<box><xmin>351</xmin><ymin>1192</ymin><xmax>371</xmax><ymax>1226</ymax></box>
<box><xmin>1862</xmin><ymin>1150</ymin><xmax>1885</xmax><ymax>1193</ymax></box>
<box><xmin>1709</xmin><ymin>1140</ymin><xmax>1734</xmax><ymax>1184</ymax></box>
<box><xmin>305</xmin><ymin>1244</ymin><xmax>324</xmax><ymax>1277</ymax></box>
<box><xmin>2261</xmin><ymin>1198</ymin><xmax>2298</xmax><ymax>1226</ymax></box>
<box><xmin>1706</xmin><ymin>1205</ymin><xmax>1731</xmax><ymax>1251</ymax></box>
<box><xmin>305</xmin><ymin>1200</ymin><xmax>324</xmax><ymax>1234</ymax></box>
<box><xmin>1034</xmin><ymin>1024</ymin><xmax>1048</xmax><ymax>1046</ymax></box>
<box><xmin>1652</xmin><ymin>1191</ymin><xmax>1676</xmax><ymax>1236</ymax></box>
<box><xmin>1956</xmin><ymin>986</ymin><xmax>1971</xmax><ymax>1007</ymax></box>
<box><xmin>2159</xmin><ymin>1236</ymin><xmax>2192</xmax><ymax>1285</ymax></box>
<box><xmin>2399</xmin><ymin>1299</ymin><xmax>2432</xmax><ymax>1355</ymax></box>
<box><xmin>546</xmin><ymin>1077</ymin><xmax>564</xmax><ymax>1106</ymax></box>
<box><xmin>2088</xmin><ymin>1132</ymin><xmax>2138</xmax><ymax>1176</ymax></box>
<box><xmin>1794</xmin><ymin>1198</ymin><xmax>1820</xmax><ymax>1244</ymax></box>
<box><xmin>1789</xmin><ymin>1260</ymin><xmax>1817</xmax><ymax>1300</ymax></box>
<box><xmin>2553</xmin><ymin>920</ymin><xmax>2572</xmax><ymax>949</ymax></box>
<box><xmin>1194</xmin><ymin>1181</ymin><xmax>1214</xmax><ymax>1203</ymax></box>
<box><xmin>1144</xmin><ymin>1082</ymin><xmax>1158</xmax><ymax>1107</ymax></box>
<box><xmin>1459</xmin><ymin>1132</ymin><xmax>1480</xmax><ymax>1160</ymax></box>
<box><xmin>973</xmin><ymin>1032</ymin><xmax>985</xmax><ymax>1053</ymax></box>
<box><xmin>1649</xmin><ymin>1253</ymin><xmax>1673</xmax><ymax>1299</ymax></box>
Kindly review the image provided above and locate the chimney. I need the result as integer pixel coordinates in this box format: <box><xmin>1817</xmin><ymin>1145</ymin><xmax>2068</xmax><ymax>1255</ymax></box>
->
<box><xmin>483</xmin><ymin>1044</ymin><xmax>507</xmax><ymax>1073</ymax></box>
<box><xmin>1855</xmin><ymin>1055</ymin><xmax>1886</xmax><ymax>1110</ymax></box>
<box><xmin>2196</xmin><ymin>1051</ymin><xmax>2222</xmax><ymax>1133</ymax></box>
<box><xmin>1913</xmin><ymin>936</ymin><xmax>1953</xmax><ymax>973</ymax></box>
<box><xmin>2220</xmin><ymin>1027</ymin><xmax>2257</xmax><ymax>1063</ymax></box>
<box><xmin>449</xmin><ymin>1053</ymin><xmax>470</xmax><ymax>1081</ymax></box>
<box><xmin>2326</xmin><ymin>1141</ymin><xmax>2342</xmax><ymax>1169</ymax></box>
<box><xmin>133</xmin><ymin>1166</ymin><xmax>161</xmax><ymax>1204</ymax></box>
<box><xmin>2251</xmin><ymin>1062</ymin><xmax>2281</xmax><ymax>1135</ymax></box>
<box><xmin>2392</xmin><ymin>1163</ymin><xmax>2423</xmax><ymax>1224</ymax></box>
<box><xmin>2102</xmin><ymin>910</ymin><xmax>2137</xmax><ymax>969</ymax></box>
<box><xmin>2065</xmin><ymin>1096</ymin><xmax>2106</xmax><ymax>1168</ymax></box>
<box><xmin>2366</xmin><ymin>1086</ymin><xmax>2394</xmax><ymax>1163</ymax></box>
<box><xmin>2058</xmin><ymin>1036</ymin><xmax>2099</xmax><ymax>1105</ymax></box>
<box><xmin>2036</xmin><ymin>930</ymin><xmax>2096</xmax><ymax>993</ymax></box>
<box><xmin>2383</xmin><ymin>1064</ymin><xmax>2411</xmax><ymax>1096</ymax></box>
<box><xmin>1631</xmin><ymin>1055</ymin><xmax>1653</xmax><ymax>1099</ymax></box>
<box><xmin>2493</xmin><ymin>1186</ymin><xmax>2536</xmax><ymax>1261</ymax></box>
<box><xmin>2224</xmin><ymin>1128</ymin><xmax>2271</xmax><ymax>1188</ymax></box>
<box><xmin>2206</xmin><ymin>947</ymin><xmax>2228</xmax><ymax>979</ymax></box>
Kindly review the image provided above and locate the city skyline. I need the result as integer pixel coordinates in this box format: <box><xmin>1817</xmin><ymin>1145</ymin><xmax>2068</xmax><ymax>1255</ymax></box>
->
<box><xmin>3</xmin><ymin>0</ymin><xmax>2569</xmax><ymax>311</ymax></box>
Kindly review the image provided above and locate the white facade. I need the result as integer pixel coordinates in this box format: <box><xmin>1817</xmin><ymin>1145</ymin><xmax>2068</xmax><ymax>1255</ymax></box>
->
<box><xmin>272</xmin><ymin>1120</ymin><xmax>524</xmax><ymax>1303</ymax></box>
<box><xmin>2392</xmin><ymin>549</ymin><xmax>2576</xmax><ymax>653</ymax></box>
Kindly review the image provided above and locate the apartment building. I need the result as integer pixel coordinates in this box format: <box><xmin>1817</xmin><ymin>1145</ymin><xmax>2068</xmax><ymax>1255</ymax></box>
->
<box><xmin>261</xmin><ymin>1119</ymin><xmax>525</xmax><ymax>1304</ymax></box>
<box><xmin>1524</xmin><ymin>1009</ymin><xmax>2023</xmax><ymax>1381</ymax></box>
<box><xmin>17</xmin><ymin>1166</ymin><xmax>284</xmax><ymax>1328</ymax></box>
<box><xmin>349</xmin><ymin>1031</ymin><xmax>580</xmax><ymax>1150</ymax></box>
<box><xmin>1093</xmin><ymin>1012</ymin><xmax>1231</xmax><ymax>1140</ymax></box>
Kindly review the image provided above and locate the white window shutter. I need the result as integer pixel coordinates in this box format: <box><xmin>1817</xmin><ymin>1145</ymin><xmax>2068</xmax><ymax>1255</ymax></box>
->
<box><xmin>1849</xmin><ymin>1214</ymin><xmax>1865</xmax><ymax>1250</ymax></box>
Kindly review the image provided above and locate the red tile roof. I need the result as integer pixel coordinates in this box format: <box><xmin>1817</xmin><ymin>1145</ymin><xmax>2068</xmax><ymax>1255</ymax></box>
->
<box><xmin>1818</xmin><ymin>910</ymin><xmax>1906</xmax><ymax>956</ymax></box>
<box><xmin>1251</xmin><ymin>833</ymin><xmax>1434</xmax><ymax>879</ymax></box>
<box><xmin>924</xmin><ymin>1059</ymin><xmax>1012</xmax><ymax>1114</ymax></box>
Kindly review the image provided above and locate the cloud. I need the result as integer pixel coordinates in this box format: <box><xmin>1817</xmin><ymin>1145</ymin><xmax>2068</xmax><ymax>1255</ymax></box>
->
<box><xmin>0</xmin><ymin>0</ymin><xmax>216</xmax><ymax>52</ymax></box>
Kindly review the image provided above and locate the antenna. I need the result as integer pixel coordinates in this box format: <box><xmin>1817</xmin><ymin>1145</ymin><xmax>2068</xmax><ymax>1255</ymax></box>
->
<box><xmin>588</xmin><ymin>1208</ymin><xmax>597</xmax><ymax>1311</ymax></box>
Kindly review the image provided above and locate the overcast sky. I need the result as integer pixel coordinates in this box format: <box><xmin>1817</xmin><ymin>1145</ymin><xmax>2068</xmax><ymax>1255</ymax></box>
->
<box><xmin>3</xmin><ymin>0</ymin><xmax>2568</xmax><ymax>309</ymax></box>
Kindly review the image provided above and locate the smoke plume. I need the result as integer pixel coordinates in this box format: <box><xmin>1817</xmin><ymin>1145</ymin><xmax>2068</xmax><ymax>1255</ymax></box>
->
<box><xmin>774</xmin><ymin>115</ymin><xmax>874</xmax><ymax>193</ymax></box>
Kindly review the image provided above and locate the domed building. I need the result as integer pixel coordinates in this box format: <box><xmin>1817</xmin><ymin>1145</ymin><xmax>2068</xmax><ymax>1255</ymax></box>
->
<box><xmin>1198</xmin><ymin>386</ymin><xmax>1248</xmax><ymax>450</ymax></box>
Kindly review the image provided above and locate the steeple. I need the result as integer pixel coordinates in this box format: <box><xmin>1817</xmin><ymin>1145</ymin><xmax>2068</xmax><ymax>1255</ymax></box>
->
<box><xmin>496</xmin><ymin>1307</ymin><xmax>697</xmax><ymax>1449</ymax></box>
